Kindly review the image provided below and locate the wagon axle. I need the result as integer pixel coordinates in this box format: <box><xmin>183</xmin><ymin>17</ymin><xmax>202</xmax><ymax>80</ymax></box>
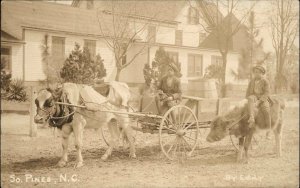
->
<box><xmin>176</xmin><ymin>129</ymin><xmax>186</xmax><ymax>136</ymax></box>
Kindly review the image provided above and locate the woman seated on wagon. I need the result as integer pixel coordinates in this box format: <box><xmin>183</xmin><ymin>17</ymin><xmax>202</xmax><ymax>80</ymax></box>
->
<box><xmin>155</xmin><ymin>63</ymin><xmax>182</xmax><ymax>115</ymax></box>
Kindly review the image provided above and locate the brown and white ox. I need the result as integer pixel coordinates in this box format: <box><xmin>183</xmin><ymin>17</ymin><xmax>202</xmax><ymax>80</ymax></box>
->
<box><xmin>206</xmin><ymin>98</ymin><xmax>285</xmax><ymax>163</ymax></box>
<box><xmin>34</xmin><ymin>82</ymin><xmax>136</xmax><ymax>168</ymax></box>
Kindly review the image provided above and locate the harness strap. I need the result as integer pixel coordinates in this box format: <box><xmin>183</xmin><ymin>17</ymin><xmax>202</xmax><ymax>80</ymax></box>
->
<box><xmin>49</xmin><ymin>92</ymin><xmax>75</xmax><ymax>129</ymax></box>
<box><xmin>227</xmin><ymin>114</ymin><xmax>247</xmax><ymax>133</ymax></box>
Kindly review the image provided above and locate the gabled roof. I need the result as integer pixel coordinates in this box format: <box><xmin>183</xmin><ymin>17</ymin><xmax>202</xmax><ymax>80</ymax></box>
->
<box><xmin>199</xmin><ymin>13</ymin><xmax>248</xmax><ymax>52</ymax></box>
<box><xmin>1</xmin><ymin>31</ymin><xmax>25</xmax><ymax>44</ymax></box>
<box><xmin>72</xmin><ymin>0</ymin><xmax>187</xmax><ymax>23</ymax></box>
<box><xmin>1</xmin><ymin>1</ymin><xmax>114</xmax><ymax>39</ymax></box>
<box><xmin>200</xmin><ymin>13</ymin><xmax>267</xmax><ymax>58</ymax></box>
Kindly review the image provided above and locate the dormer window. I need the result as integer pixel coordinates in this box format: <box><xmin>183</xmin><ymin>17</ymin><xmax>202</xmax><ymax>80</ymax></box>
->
<box><xmin>188</xmin><ymin>6</ymin><xmax>199</xmax><ymax>24</ymax></box>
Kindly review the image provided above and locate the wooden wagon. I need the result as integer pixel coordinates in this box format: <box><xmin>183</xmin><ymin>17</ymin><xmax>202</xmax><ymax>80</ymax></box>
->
<box><xmin>99</xmin><ymin>93</ymin><xmax>258</xmax><ymax>161</ymax></box>
<box><xmin>57</xmin><ymin>92</ymin><xmax>261</xmax><ymax>161</ymax></box>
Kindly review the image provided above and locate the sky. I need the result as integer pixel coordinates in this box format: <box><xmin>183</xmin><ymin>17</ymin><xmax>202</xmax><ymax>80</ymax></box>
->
<box><xmin>52</xmin><ymin>0</ymin><xmax>299</xmax><ymax>53</ymax></box>
<box><xmin>217</xmin><ymin>0</ymin><xmax>299</xmax><ymax>53</ymax></box>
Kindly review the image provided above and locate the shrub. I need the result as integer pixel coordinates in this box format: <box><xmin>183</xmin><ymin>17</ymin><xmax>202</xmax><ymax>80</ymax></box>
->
<box><xmin>204</xmin><ymin>64</ymin><xmax>224</xmax><ymax>82</ymax></box>
<box><xmin>143</xmin><ymin>47</ymin><xmax>181</xmax><ymax>87</ymax></box>
<box><xmin>0</xmin><ymin>57</ymin><xmax>12</xmax><ymax>96</ymax></box>
<box><xmin>5</xmin><ymin>79</ymin><xmax>27</xmax><ymax>102</ymax></box>
<box><xmin>60</xmin><ymin>43</ymin><xmax>106</xmax><ymax>84</ymax></box>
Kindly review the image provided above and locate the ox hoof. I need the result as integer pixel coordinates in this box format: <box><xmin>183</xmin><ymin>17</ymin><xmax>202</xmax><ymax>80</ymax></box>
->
<box><xmin>74</xmin><ymin>162</ymin><xmax>84</xmax><ymax>168</ymax></box>
<box><xmin>129</xmin><ymin>153</ymin><xmax>136</xmax><ymax>159</ymax></box>
<box><xmin>57</xmin><ymin>160</ymin><xmax>67</xmax><ymax>168</ymax></box>
<box><xmin>101</xmin><ymin>154</ymin><xmax>109</xmax><ymax>161</ymax></box>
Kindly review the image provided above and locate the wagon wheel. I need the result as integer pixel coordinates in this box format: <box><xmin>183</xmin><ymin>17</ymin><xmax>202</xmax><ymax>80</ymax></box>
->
<box><xmin>230</xmin><ymin>134</ymin><xmax>260</xmax><ymax>152</ymax></box>
<box><xmin>101</xmin><ymin>105</ymin><xmax>136</xmax><ymax>147</ymax></box>
<box><xmin>159</xmin><ymin>105</ymin><xmax>199</xmax><ymax>160</ymax></box>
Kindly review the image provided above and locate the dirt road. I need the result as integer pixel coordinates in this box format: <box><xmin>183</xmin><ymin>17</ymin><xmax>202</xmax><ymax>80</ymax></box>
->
<box><xmin>1</xmin><ymin>104</ymin><xmax>298</xmax><ymax>187</ymax></box>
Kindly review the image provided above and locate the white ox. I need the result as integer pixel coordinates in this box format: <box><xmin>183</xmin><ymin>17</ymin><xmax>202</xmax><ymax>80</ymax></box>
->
<box><xmin>34</xmin><ymin>82</ymin><xmax>136</xmax><ymax>168</ymax></box>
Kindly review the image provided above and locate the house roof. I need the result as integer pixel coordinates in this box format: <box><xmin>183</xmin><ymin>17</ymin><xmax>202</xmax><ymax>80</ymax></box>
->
<box><xmin>199</xmin><ymin>13</ymin><xmax>248</xmax><ymax>52</ymax></box>
<box><xmin>200</xmin><ymin>13</ymin><xmax>267</xmax><ymax>58</ymax></box>
<box><xmin>1</xmin><ymin>1</ymin><xmax>117</xmax><ymax>40</ymax></box>
<box><xmin>1</xmin><ymin>31</ymin><xmax>25</xmax><ymax>44</ymax></box>
<box><xmin>72</xmin><ymin>0</ymin><xmax>225</xmax><ymax>26</ymax></box>
<box><xmin>72</xmin><ymin>0</ymin><xmax>187</xmax><ymax>23</ymax></box>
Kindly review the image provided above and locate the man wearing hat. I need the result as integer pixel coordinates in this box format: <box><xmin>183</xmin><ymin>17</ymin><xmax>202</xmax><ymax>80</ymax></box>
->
<box><xmin>246</xmin><ymin>65</ymin><xmax>272</xmax><ymax>131</ymax></box>
<box><xmin>155</xmin><ymin>62</ymin><xmax>182</xmax><ymax>115</ymax></box>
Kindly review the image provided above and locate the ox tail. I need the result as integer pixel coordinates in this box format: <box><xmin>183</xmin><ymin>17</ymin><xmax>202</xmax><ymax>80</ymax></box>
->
<box><xmin>277</xmin><ymin>98</ymin><xmax>286</xmax><ymax>111</ymax></box>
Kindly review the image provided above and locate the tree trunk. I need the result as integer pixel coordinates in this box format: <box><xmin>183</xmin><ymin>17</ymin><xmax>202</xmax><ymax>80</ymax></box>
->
<box><xmin>115</xmin><ymin>68</ymin><xmax>121</xmax><ymax>81</ymax></box>
<box><xmin>220</xmin><ymin>53</ymin><xmax>228</xmax><ymax>98</ymax></box>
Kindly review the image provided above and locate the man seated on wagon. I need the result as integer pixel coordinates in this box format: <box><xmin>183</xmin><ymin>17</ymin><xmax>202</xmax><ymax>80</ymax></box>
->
<box><xmin>246</xmin><ymin>65</ymin><xmax>272</xmax><ymax>133</ymax></box>
<box><xmin>155</xmin><ymin>63</ymin><xmax>182</xmax><ymax>115</ymax></box>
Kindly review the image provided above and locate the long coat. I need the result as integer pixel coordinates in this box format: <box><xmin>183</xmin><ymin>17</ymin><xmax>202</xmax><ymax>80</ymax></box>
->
<box><xmin>246</xmin><ymin>77</ymin><xmax>270</xmax><ymax>102</ymax></box>
<box><xmin>158</xmin><ymin>76</ymin><xmax>182</xmax><ymax>100</ymax></box>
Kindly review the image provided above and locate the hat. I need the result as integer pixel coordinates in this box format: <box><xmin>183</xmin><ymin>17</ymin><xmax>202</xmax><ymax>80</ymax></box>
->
<box><xmin>253</xmin><ymin>65</ymin><xmax>266</xmax><ymax>75</ymax></box>
<box><xmin>168</xmin><ymin>63</ymin><xmax>182</xmax><ymax>77</ymax></box>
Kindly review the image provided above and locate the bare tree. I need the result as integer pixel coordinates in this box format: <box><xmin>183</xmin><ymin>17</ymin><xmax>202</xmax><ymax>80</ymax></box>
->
<box><xmin>232</xmin><ymin>11</ymin><xmax>270</xmax><ymax>81</ymax></box>
<box><xmin>199</xmin><ymin>0</ymin><xmax>255</xmax><ymax>97</ymax></box>
<box><xmin>96</xmin><ymin>1</ymin><xmax>159</xmax><ymax>81</ymax></box>
<box><xmin>270</xmin><ymin>0</ymin><xmax>299</xmax><ymax>93</ymax></box>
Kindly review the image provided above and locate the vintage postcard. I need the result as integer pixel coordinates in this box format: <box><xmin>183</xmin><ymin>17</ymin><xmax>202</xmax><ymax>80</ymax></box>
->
<box><xmin>1</xmin><ymin>0</ymin><xmax>299</xmax><ymax>187</ymax></box>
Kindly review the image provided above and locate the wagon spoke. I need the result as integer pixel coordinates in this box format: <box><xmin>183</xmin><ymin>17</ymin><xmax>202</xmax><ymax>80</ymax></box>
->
<box><xmin>177</xmin><ymin>107</ymin><xmax>181</xmax><ymax>125</ymax></box>
<box><xmin>166</xmin><ymin>113</ymin><xmax>175</xmax><ymax>128</ymax></box>
<box><xmin>173</xmin><ymin>141</ymin><xmax>178</xmax><ymax>158</ymax></box>
<box><xmin>183</xmin><ymin>121</ymin><xmax>197</xmax><ymax>131</ymax></box>
<box><xmin>181</xmin><ymin>113</ymin><xmax>194</xmax><ymax>129</ymax></box>
<box><xmin>167</xmin><ymin>138</ymin><xmax>177</xmax><ymax>154</ymax></box>
<box><xmin>162</xmin><ymin>125</ymin><xmax>177</xmax><ymax>133</ymax></box>
<box><xmin>178</xmin><ymin>138</ymin><xmax>182</xmax><ymax>156</ymax></box>
<box><xmin>180</xmin><ymin>108</ymin><xmax>188</xmax><ymax>127</ymax></box>
<box><xmin>181</xmin><ymin>137</ymin><xmax>192</xmax><ymax>151</ymax></box>
<box><xmin>161</xmin><ymin>134</ymin><xmax>176</xmax><ymax>139</ymax></box>
<box><xmin>182</xmin><ymin>139</ymin><xmax>187</xmax><ymax>158</ymax></box>
<box><xmin>183</xmin><ymin>135</ymin><xmax>196</xmax><ymax>141</ymax></box>
<box><xmin>161</xmin><ymin>134</ymin><xmax>176</xmax><ymax>145</ymax></box>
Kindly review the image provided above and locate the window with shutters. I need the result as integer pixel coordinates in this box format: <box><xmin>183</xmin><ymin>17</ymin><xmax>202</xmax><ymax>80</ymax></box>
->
<box><xmin>167</xmin><ymin>51</ymin><xmax>179</xmax><ymax>63</ymax></box>
<box><xmin>175</xmin><ymin>30</ymin><xmax>182</xmax><ymax>46</ymax></box>
<box><xmin>1</xmin><ymin>47</ymin><xmax>11</xmax><ymax>73</ymax></box>
<box><xmin>84</xmin><ymin>39</ymin><xmax>96</xmax><ymax>58</ymax></box>
<box><xmin>52</xmin><ymin>36</ymin><xmax>65</xmax><ymax>65</ymax></box>
<box><xmin>211</xmin><ymin>55</ymin><xmax>223</xmax><ymax>66</ymax></box>
<box><xmin>148</xmin><ymin>26</ymin><xmax>156</xmax><ymax>43</ymax></box>
<box><xmin>188</xmin><ymin>54</ymin><xmax>203</xmax><ymax>77</ymax></box>
<box><xmin>188</xmin><ymin>7</ymin><xmax>199</xmax><ymax>24</ymax></box>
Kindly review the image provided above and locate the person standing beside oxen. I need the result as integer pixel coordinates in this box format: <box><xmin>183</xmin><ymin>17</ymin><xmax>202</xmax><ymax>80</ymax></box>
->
<box><xmin>155</xmin><ymin>63</ymin><xmax>182</xmax><ymax>115</ymax></box>
<box><xmin>246</xmin><ymin>65</ymin><xmax>272</xmax><ymax>134</ymax></box>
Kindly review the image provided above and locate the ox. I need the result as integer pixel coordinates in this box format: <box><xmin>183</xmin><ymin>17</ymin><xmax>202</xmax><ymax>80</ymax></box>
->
<box><xmin>34</xmin><ymin>82</ymin><xmax>136</xmax><ymax>168</ymax></box>
<box><xmin>206</xmin><ymin>98</ymin><xmax>285</xmax><ymax>163</ymax></box>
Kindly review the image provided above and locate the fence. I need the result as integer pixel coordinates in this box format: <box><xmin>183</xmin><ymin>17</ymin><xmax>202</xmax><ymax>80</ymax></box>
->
<box><xmin>1</xmin><ymin>86</ymin><xmax>38</xmax><ymax>137</ymax></box>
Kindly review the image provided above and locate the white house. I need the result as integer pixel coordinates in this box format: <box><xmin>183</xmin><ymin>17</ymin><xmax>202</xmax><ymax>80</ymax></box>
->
<box><xmin>71</xmin><ymin>0</ymin><xmax>246</xmax><ymax>86</ymax></box>
<box><xmin>1</xmin><ymin>0</ymin><xmax>251</xmax><ymax>92</ymax></box>
<box><xmin>1</xmin><ymin>1</ymin><xmax>117</xmax><ymax>85</ymax></box>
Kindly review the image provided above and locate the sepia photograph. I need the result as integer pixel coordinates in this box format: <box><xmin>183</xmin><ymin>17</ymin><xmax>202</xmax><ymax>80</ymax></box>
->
<box><xmin>1</xmin><ymin>0</ymin><xmax>299</xmax><ymax>187</ymax></box>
